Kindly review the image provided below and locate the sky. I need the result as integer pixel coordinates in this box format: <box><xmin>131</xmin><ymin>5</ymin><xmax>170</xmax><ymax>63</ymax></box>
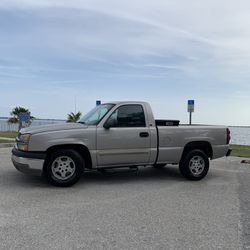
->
<box><xmin>0</xmin><ymin>0</ymin><xmax>250</xmax><ymax>126</ymax></box>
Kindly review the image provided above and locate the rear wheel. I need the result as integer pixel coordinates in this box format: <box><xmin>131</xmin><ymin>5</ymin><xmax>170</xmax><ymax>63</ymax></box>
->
<box><xmin>45</xmin><ymin>149</ymin><xmax>84</xmax><ymax>187</ymax></box>
<box><xmin>179</xmin><ymin>149</ymin><xmax>209</xmax><ymax>180</ymax></box>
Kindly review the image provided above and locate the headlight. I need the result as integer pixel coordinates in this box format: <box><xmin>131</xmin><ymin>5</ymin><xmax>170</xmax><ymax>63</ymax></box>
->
<box><xmin>17</xmin><ymin>133</ymin><xmax>31</xmax><ymax>151</ymax></box>
<box><xmin>19</xmin><ymin>134</ymin><xmax>31</xmax><ymax>143</ymax></box>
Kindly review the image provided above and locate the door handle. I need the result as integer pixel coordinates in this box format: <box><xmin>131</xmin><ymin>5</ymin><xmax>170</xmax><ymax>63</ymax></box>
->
<box><xmin>140</xmin><ymin>132</ymin><xmax>149</xmax><ymax>138</ymax></box>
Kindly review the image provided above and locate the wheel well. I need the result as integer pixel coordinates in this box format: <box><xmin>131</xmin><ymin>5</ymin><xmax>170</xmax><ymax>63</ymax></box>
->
<box><xmin>45</xmin><ymin>144</ymin><xmax>92</xmax><ymax>169</ymax></box>
<box><xmin>181</xmin><ymin>141</ymin><xmax>213</xmax><ymax>161</ymax></box>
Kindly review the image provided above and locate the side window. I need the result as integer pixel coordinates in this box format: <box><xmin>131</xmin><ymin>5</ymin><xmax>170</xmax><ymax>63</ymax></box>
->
<box><xmin>107</xmin><ymin>105</ymin><xmax>146</xmax><ymax>127</ymax></box>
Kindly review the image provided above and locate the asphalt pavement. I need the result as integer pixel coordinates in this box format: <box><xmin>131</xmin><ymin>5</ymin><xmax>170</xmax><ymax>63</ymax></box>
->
<box><xmin>0</xmin><ymin>147</ymin><xmax>249</xmax><ymax>250</ymax></box>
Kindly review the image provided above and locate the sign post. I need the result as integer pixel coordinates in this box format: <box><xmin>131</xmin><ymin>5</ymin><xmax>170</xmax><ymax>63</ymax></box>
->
<box><xmin>187</xmin><ymin>100</ymin><xmax>195</xmax><ymax>125</ymax></box>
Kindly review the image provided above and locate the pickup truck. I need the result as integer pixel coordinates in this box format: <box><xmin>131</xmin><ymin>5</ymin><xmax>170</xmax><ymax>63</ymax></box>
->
<box><xmin>12</xmin><ymin>101</ymin><xmax>231</xmax><ymax>186</ymax></box>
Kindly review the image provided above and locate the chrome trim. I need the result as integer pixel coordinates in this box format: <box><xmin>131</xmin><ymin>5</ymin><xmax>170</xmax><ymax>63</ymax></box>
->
<box><xmin>11</xmin><ymin>154</ymin><xmax>44</xmax><ymax>176</ymax></box>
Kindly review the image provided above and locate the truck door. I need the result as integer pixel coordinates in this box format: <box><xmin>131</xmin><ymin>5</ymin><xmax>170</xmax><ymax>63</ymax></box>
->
<box><xmin>96</xmin><ymin>104</ymin><xmax>151</xmax><ymax>166</ymax></box>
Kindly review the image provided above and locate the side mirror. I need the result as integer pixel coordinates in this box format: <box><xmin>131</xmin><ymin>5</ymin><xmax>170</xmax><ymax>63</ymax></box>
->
<box><xmin>103</xmin><ymin>119</ymin><xmax>116</xmax><ymax>129</ymax></box>
<box><xmin>103</xmin><ymin>123</ymin><xmax>111</xmax><ymax>129</ymax></box>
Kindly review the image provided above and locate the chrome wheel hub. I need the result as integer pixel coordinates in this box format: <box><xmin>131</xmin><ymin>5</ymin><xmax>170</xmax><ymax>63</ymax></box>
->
<box><xmin>189</xmin><ymin>156</ymin><xmax>205</xmax><ymax>176</ymax></box>
<box><xmin>51</xmin><ymin>156</ymin><xmax>76</xmax><ymax>181</ymax></box>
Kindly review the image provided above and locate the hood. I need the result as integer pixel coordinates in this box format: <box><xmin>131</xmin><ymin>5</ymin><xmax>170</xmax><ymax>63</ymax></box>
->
<box><xmin>20</xmin><ymin>122</ymin><xmax>89</xmax><ymax>135</ymax></box>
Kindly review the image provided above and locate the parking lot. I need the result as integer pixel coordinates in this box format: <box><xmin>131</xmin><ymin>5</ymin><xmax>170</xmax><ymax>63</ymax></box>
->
<box><xmin>0</xmin><ymin>147</ymin><xmax>249</xmax><ymax>250</ymax></box>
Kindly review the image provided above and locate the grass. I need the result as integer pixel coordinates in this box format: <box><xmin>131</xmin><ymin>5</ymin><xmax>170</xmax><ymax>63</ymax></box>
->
<box><xmin>230</xmin><ymin>144</ymin><xmax>250</xmax><ymax>158</ymax></box>
<box><xmin>0</xmin><ymin>131</ymin><xmax>18</xmax><ymax>138</ymax></box>
<box><xmin>0</xmin><ymin>139</ymin><xmax>15</xmax><ymax>143</ymax></box>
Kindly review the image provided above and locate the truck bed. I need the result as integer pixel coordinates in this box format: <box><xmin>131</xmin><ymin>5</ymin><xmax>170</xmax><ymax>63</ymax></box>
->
<box><xmin>156</xmin><ymin>125</ymin><xmax>228</xmax><ymax>164</ymax></box>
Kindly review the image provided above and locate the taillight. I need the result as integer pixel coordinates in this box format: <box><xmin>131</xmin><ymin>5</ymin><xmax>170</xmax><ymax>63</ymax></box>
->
<box><xmin>226</xmin><ymin>128</ymin><xmax>231</xmax><ymax>144</ymax></box>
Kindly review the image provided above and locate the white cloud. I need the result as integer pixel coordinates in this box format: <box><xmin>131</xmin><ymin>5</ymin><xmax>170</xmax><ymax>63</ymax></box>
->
<box><xmin>0</xmin><ymin>0</ymin><xmax>250</xmax><ymax>125</ymax></box>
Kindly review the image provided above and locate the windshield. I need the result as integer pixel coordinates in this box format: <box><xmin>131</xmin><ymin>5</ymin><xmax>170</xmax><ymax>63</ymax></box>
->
<box><xmin>79</xmin><ymin>104</ymin><xmax>115</xmax><ymax>125</ymax></box>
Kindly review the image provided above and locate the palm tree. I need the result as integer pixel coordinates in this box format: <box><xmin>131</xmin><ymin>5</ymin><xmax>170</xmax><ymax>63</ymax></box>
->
<box><xmin>67</xmin><ymin>111</ymin><xmax>82</xmax><ymax>123</ymax></box>
<box><xmin>8</xmin><ymin>106</ymin><xmax>34</xmax><ymax>131</ymax></box>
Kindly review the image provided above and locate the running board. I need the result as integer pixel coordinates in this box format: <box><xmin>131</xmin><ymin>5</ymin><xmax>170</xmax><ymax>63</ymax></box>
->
<box><xmin>97</xmin><ymin>166</ymin><xmax>139</xmax><ymax>174</ymax></box>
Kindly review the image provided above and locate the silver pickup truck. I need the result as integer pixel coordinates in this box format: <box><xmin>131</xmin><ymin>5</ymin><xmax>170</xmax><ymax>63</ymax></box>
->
<box><xmin>12</xmin><ymin>101</ymin><xmax>231</xmax><ymax>186</ymax></box>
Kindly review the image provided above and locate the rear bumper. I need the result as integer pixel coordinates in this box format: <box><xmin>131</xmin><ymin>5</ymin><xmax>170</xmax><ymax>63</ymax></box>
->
<box><xmin>11</xmin><ymin>148</ymin><xmax>46</xmax><ymax>176</ymax></box>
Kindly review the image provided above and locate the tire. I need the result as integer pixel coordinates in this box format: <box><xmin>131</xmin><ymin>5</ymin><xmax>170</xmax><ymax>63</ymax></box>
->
<box><xmin>179</xmin><ymin>149</ymin><xmax>209</xmax><ymax>181</ymax></box>
<box><xmin>45</xmin><ymin>149</ymin><xmax>84</xmax><ymax>187</ymax></box>
<box><xmin>153</xmin><ymin>163</ymin><xmax>166</xmax><ymax>169</ymax></box>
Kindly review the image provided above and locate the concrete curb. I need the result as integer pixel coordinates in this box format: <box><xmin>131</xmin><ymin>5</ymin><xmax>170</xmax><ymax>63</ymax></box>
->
<box><xmin>0</xmin><ymin>143</ymin><xmax>15</xmax><ymax>148</ymax></box>
<box><xmin>0</xmin><ymin>137</ymin><xmax>15</xmax><ymax>141</ymax></box>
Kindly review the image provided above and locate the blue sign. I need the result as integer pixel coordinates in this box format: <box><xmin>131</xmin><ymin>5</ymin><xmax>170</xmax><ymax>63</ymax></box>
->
<box><xmin>187</xmin><ymin>100</ymin><xmax>195</xmax><ymax>112</ymax></box>
<box><xmin>188</xmin><ymin>100</ymin><xmax>195</xmax><ymax>105</ymax></box>
<box><xmin>96</xmin><ymin>100</ymin><xmax>101</xmax><ymax>106</ymax></box>
<box><xmin>19</xmin><ymin>112</ymin><xmax>30</xmax><ymax>122</ymax></box>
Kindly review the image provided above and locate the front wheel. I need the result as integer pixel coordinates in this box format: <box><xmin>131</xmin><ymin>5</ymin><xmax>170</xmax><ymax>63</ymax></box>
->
<box><xmin>45</xmin><ymin>149</ymin><xmax>84</xmax><ymax>187</ymax></box>
<box><xmin>179</xmin><ymin>150</ymin><xmax>209</xmax><ymax>180</ymax></box>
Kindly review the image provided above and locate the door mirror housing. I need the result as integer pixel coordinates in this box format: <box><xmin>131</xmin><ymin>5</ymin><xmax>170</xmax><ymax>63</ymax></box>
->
<box><xmin>103</xmin><ymin>122</ymin><xmax>111</xmax><ymax>129</ymax></box>
<box><xmin>103</xmin><ymin>119</ymin><xmax>116</xmax><ymax>129</ymax></box>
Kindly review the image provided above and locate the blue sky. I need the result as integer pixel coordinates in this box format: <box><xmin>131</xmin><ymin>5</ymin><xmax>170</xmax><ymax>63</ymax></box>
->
<box><xmin>0</xmin><ymin>0</ymin><xmax>250</xmax><ymax>125</ymax></box>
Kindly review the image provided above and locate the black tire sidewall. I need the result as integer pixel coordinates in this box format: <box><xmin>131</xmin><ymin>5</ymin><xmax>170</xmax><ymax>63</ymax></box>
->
<box><xmin>180</xmin><ymin>150</ymin><xmax>209</xmax><ymax>180</ymax></box>
<box><xmin>45</xmin><ymin>149</ymin><xmax>84</xmax><ymax>187</ymax></box>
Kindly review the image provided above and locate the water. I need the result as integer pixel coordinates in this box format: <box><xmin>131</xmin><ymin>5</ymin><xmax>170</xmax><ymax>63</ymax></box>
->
<box><xmin>0</xmin><ymin>119</ymin><xmax>249</xmax><ymax>145</ymax></box>
<box><xmin>229</xmin><ymin>127</ymin><xmax>250</xmax><ymax>146</ymax></box>
<box><xmin>0</xmin><ymin>118</ymin><xmax>65</xmax><ymax>131</ymax></box>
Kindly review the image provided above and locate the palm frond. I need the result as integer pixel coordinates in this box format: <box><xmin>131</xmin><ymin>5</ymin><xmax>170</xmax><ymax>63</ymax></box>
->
<box><xmin>67</xmin><ymin>111</ymin><xmax>82</xmax><ymax>123</ymax></box>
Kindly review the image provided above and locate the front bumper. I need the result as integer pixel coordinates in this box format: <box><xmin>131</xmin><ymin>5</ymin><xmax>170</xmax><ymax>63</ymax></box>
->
<box><xmin>11</xmin><ymin>148</ymin><xmax>46</xmax><ymax>176</ymax></box>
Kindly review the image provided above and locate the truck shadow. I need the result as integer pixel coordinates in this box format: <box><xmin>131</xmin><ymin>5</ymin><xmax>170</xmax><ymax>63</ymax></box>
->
<box><xmin>8</xmin><ymin>166</ymin><xmax>184</xmax><ymax>188</ymax></box>
<box><xmin>78</xmin><ymin>165</ymin><xmax>184</xmax><ymax>185</ymax></box>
